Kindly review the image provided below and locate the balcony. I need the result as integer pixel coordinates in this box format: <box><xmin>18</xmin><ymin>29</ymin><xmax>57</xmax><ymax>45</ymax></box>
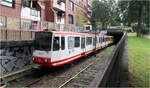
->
<box><xmin>53</xmin><ymin>0</ymin><xmax>65</xmax><ymax>12</ymax></box>
<box><xmin>21</xmin><ymin>7</ymin><xmax>40</xmax><ymax>21</ymax></box>
<box><xmin>56</xmin><ymin>17</ymin><xmax>65</xmax><ymax>24</ymax></box>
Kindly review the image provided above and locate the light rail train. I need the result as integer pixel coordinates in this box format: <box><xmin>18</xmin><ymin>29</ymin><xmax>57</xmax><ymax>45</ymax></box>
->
<box><xmin>32</xmin><ymin>31</ymin><xmax>113</xmax><ymax>67</ymax></box>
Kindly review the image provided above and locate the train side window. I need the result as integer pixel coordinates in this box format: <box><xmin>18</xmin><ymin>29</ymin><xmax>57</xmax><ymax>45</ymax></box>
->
<box><xmin>53</xmin><ymin>37</ymin><xmax>60</xmax><ymax>51</ymax></box>
<box><xmin>103</xmin><ymin>36</ymin><xmax>105</xmax><ymax>42</ymax></box>
<box><xmin>93</xmin><ymin>37</ymin><xmax>96</xmax><ymax>46</ymax></box>
<box><xmin>96</xmin><ymin>37</ymin><xmax>98</xmax><ymax>43</ymax></box>
<box><xmin>86</xmin><ymin>37</ymin><xmax>92</xmax><ymax>45</ymax></box>
<box><xmin>61</xmin><ymin>37</ymin><xmax>65</xmax><ymax>50</ymax></box>
<box><xmin>68</xmin><ymin>36</ymin><xmax>74</xmax><ymax>49</ymax></box>
<box><xmin>75</xmin><ymin>37</ymin><xmax>80</xmax><ymax>47</ymax></box>
<box><xmin>99</xmin><ymin>37</ymin><xmax>101</xmax><ymax>43</ymax></box>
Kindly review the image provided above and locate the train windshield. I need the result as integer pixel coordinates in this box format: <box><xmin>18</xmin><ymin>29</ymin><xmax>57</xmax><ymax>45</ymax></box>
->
<box><xmin>35</xmin><ymin>32</ymin><xmax>52</xmax><ymax>51</ymax></box>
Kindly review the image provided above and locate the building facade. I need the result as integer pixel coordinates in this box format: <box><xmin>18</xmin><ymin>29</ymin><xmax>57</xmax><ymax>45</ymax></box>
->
<box><xmin>0</xmin><ymin>0</ymin><xmax>90</xmax><ymax>30</ymax></box>
<box><xmin>65</xmin><ymin>0</ymin><xmax>88</xmax><ymax>26</ymax></box>
<box><xmin>0</xmin><ymin>0</ymin><xmax>21</xmax><ymax>18</ymax></box>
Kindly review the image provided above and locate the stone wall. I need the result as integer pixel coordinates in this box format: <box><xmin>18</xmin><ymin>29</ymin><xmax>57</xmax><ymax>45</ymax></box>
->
<box><xmin>0</xmin><ymin>46</ymin><xmax>33</xmax><ymax>75</ymax></box>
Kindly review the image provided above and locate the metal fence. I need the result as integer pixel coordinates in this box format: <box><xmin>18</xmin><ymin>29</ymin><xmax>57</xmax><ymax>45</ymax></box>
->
<box><xmin>0</xmin><ymin>16</ymin><xmax>85</xmax><ymax>41</ymax></box>
<box><xmin>0</xmin><ymin>16</ymin><xmax>85</xmax><ymax>31</ymax></box>
<box><xmin>0</xmin><ymin>29</ymin><xmax>35</xmax><ymax>41</ymax></box>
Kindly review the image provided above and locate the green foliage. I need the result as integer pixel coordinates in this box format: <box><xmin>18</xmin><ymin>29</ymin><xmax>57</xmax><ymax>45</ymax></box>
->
<box><xmin>118</xmin><ymin>0</ymin><xmax>149</xmax><ymax>26</ymax></box>
<box><xmin>76</xmin><ymin>8</ymin><xmax>87</xmax><ymax>26</ymax></box>
<box><xmin>21</xmin><ymin>0</ymin><xmax>29</xmax><ymax>7</ymax></box>
<box><xmin>118</xmin><ymin>0</ymin><xmax>149</xmax><ymax>36</ymax></box>
<box><xmin>2</xmin><ymin>77</ymin><xmax>9</xmax><ymax>87</ymax></box>
<box><xmin>91</xmin><ymin>0</ymin><xmax>118</xmax><ymax>29</ymax></box>
<box><xmin>131</xmin><ymin>23</ymin><xmax>149</xmax><ymax>35</ymax></box>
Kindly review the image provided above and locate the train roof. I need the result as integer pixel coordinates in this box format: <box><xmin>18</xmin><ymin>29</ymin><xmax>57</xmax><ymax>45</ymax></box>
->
<box><xmin>36</xmin><ymin>31</ymin><xmax>107</xmax><ymax>37</ymax></box>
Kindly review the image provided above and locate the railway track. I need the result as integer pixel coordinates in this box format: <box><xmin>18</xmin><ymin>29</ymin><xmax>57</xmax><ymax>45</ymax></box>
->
<box><xmin>7</xmin><ymin>46</ymin><xmax>115</xmax><ymax>87</ymax></box>
<box><xmin>59</xmin><ymin>48</ymin><xmax>110</xmax><ymax>88</ymax></box>
<box><xmin>58</xmin><ymin>62</ymin><xmax>94</xmax><ymax>88</ymax></box>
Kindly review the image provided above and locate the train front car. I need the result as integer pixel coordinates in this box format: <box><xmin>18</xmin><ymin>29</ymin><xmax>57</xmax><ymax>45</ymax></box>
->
<box><xmin>32</xmin><ymin>31</ymin><xmax>113</xmax><ymax>67</ymax></box>
<box><xmin>32</xmin><ymin>31</ymin><xmax>53</xmax><ymax>66</ymax></box>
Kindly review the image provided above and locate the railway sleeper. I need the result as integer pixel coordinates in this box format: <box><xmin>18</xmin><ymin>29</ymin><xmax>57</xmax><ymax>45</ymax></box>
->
<box><xmin>72</xmin><ymin>83</ymin><xmax>88</xmax><ymax>87</ymax></box>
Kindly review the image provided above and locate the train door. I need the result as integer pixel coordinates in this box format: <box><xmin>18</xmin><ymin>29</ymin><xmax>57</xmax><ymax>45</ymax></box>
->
<box><xmin>102</xmin><ymin>36</ymin><xmax>105</xmax><ymax>47</ymax></box>
<box><xmin>81</xmin><ymin>37</ymin><xmax>86</xmax><ymax>55</ymax></box>
<box><xmin>60</xmin><ymin>36</ymin><xmax>66</xmax><ymax>60</ymax></box>
<box><xmin>51</xmin><ymin>35</ymin><xmax>61</xmax><ymax>62</ymax></box>
<box><xmin>101</xmin><ymin>36</ymin><xmax>103</xmax><ymax>48</ymax></box>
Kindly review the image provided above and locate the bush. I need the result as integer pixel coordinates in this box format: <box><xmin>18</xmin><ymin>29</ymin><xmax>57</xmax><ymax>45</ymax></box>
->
<box><xmin>131</xmin><ymin>23</ymin><xmax>149</xmax><ymax>35</ymax></box>
<box><xmin>124</xmin><ymin>26</ymin><xmax>133</xmax><ymax>32</ymax></box>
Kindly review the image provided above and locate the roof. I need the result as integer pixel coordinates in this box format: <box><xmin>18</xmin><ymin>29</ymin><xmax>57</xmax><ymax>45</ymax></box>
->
<box><xmin>37</xmin><ymin>31</ymin><xmax>106</xmax><ymax>36</ymax></box>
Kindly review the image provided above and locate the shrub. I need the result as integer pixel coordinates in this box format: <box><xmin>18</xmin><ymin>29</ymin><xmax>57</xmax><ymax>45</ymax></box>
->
<box><xmin>131</xmin><ymin>23</ymin><xmax>149</xmax><ymax>35</ymax></box>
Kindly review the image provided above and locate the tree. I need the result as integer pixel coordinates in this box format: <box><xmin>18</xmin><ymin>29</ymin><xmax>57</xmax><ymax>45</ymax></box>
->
<box><xmin>90</xmin><ymin>0</ymin><xmax>117</xmax><ymax>30</ymax></box>
<box><xmin>118</xmin><ymin>0</ymin><xmax>149</xmax><ymax>37</ymax></box>
<box><xmin>76</xmin><ymin>8</ymin><xmax>88</xmax><ymax>26</ymax></box>
<box><xmin>21</xmin><ymin>0</ymin><xmax>29</xmax><ymax>7</ymax></box>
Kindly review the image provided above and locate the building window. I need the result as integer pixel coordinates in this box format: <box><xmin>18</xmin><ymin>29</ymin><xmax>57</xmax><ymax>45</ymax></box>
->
<box><xmin>57</xmin><ymin>0</ymin><xmax>62</xmax><ymax>5</ymax></box>
<box><xmin>31</xmin><ymin>9</ymin><xmax>38</xmax><ymax>17</ymax></box>
<box><xmin>74</xmin><ymin>37</ymin><xmax>80</xmax><ymax>47</ymax></box>
<box><xmin>1</xmin><ymin>0</ymin><xmax>14</xmax><ymax>7</ymax></box>
<box><xmin>68</xmin><ymin>14</ymin><xmax>73</xmax><ymax>24</ymax></box>
<box><xmin>68</xmin><ymin>0</ymin><xmax>74</xmax><ymax>11</ymax></box>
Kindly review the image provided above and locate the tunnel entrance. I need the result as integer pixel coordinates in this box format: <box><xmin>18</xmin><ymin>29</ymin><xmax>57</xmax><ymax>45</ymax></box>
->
<box><xmin>107</xmin><ymin>30</ymin><xmax>124</xmax><ymax>45</ymax></box>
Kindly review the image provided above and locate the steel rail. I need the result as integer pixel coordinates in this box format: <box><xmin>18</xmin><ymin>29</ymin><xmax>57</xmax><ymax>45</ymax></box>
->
<box><xmin>58</xmin><ymin>62</ymin><xmax>94</xmax><ymax>88</ymax></box>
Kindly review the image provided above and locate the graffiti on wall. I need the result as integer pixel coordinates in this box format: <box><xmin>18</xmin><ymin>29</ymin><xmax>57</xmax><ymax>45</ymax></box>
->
<box><xmin>0</xmin><ymin>46</ymin><xmax>33</xmax><ymax>74</ymax></box>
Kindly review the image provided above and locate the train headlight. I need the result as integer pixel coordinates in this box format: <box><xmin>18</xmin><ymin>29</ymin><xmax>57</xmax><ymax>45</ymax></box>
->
<box><xmin>44</xmin><ymin>59</ymin><xmax>47</xmax><ymax>62</ymax></box>
<box><xmin>32</xmin><ymin>58</ymin><xmax>35</xmax><ymax>60</ymax></box>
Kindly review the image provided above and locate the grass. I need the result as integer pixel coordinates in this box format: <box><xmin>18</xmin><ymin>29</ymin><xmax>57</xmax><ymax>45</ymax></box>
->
<box><xmin>128</xmin><ymin>33</ymin><xmax>150</xmax><ymax>87</ymax></box>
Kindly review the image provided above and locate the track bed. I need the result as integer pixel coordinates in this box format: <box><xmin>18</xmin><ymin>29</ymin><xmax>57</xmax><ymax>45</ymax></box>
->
<box><xmin>8</xmin><ymin>45</ymin><xmax>115</xmax><ymax>87</ymax></box>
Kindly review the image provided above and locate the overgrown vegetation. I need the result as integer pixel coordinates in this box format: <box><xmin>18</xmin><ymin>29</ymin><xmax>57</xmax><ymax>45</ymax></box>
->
<box><xmin>118</xmin><ymin>0</ymin><xmax>149</xmax><ymax>37</ymax></box>
<box><xmin>128</xmin><ymin>33</ymin><xmax>150</xmax><ymax>87</ymax></box>
<box><xmin>90</xmin><ymin>0</ymin><xmax>117</xmax><ymax>29</ymax></box>
<box><xmin>91</xmin><ymin>0</ymin><xmax>149</xmax><ymax>37</ymax></box>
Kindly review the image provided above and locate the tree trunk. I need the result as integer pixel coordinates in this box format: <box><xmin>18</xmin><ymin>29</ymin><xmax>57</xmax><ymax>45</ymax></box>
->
<box><xmin>102</xmin><ymin>22</ymin><xmax>105</xmax><ymax>30</ymax></box>
<box><xmin>137</xmin><ymin>4</ymin><xmax>143</xmax><ymax>37</ymax></box>
<box><xmin>92</xmin><ymin>21</ymin><xmax>96</xmax><ymax>30</ymax></box>
<box><xmin>128</xmin><ymin>3</ymin><xmax>131</xmax><ymax>27</ymax></box>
